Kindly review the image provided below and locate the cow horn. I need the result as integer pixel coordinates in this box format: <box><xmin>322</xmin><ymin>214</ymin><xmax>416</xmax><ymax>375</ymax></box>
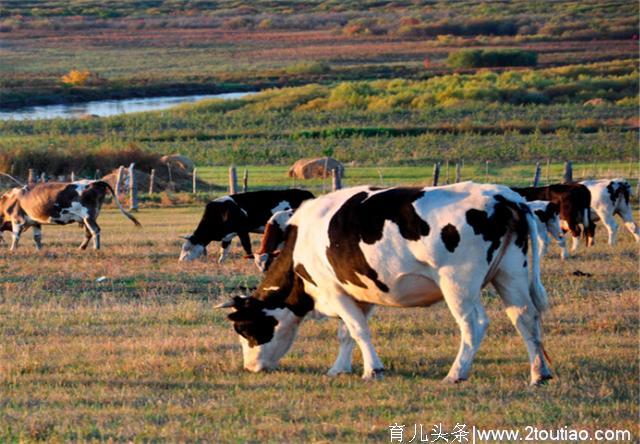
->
<box><xmin>0</xmin><ymin>173</ymin><xmax>25</xmax><ymax>187</ymax></box>
<box><xmin>178</xmin><ymin>235</ymin><xmax>190</xmax><ymax>240</ymax></box>
<box><xmin>213</xmin><ymin>300</ymin><xmax>235</xmax><ymax>309</ymax></box>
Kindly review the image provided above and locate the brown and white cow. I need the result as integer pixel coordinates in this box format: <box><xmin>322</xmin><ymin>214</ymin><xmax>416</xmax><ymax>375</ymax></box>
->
<box><xmin>179</xmin><ymin>189</ymin><xmax>314</xmax><ymax>263</ymax></box>
<box><xmin>0</xmin><ymin>180</ymin><xmax>141</xmax><ymax>250</ymax></box>
<box><xmin>216</xmin><ymin>183</ymin><xmax>552</xmax><ymax>385</ymax></box>
<box><xmin>246</xmin><ymin>209</ymin><xmax>293</xmax><ymax>272</ymax></box>
<box><xmin>577</xmin><ymin>179</ymin><xmax>639</xmax><ymax>246</ymax></box>
<box><xmin>512</xmin><ymin>183</ymin><xmax>592</xmax><ymax>254</ymax></box>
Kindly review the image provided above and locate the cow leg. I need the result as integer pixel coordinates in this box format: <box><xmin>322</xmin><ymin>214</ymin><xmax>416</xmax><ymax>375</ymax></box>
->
<box><xmin>79</xmin><ymin>224</ymin><xmax>93</xmax><ymax>250</ymax></box>
<box><xmin>238</xmin><ymin>232</ymin><xmax>252</xmax><ymax>256</ymax></box>
<box><xmin>82</xmin><ymin>218</ymin><xmax>100</xmax><ymax>250</ymax></box>
<box><xmin>440</xmin><ymin>277</ymin><xmax>488</xmax><ymax>383</ymax></box>
<box><xmin>592</xmin><ymin>208</ymin><xmax>618</xmax><ymax>246</ymax></box>
<box><xmin>328</xmin><ymin>304</ymin><xmax>375</xmax><ymax>376</ymax></box>
<box><xmin>492</xmin><ymin>263</ymin><xmax>552</xmax><ymax>385</ymax></box>
<box><xmin>330</xmin><ymin>295</ymin><xmax>384</xmax><ymax>380</ymax></box>
<box><xmin>33</xmin><ymin>224</ymin><xmax>43</xmax><ymax>251</ymax></box>
<box><xmin>218</xmin><ymin>239</ymin><xmax>232</xmax><ymax>263</ymax></box>
<box><xmin>10</xmin><ymin>222</ymin><xmax>25</xmax><ymax>251</ymax></box>
<box><xmin>537</xmin><ymin>230</ymin><xmax>550</xmax><ymax>260</ymax></box>
<box><xmin>618</xmin><ymin>207</ymin><xmax>640</xmax><ymax>242</ymax></box>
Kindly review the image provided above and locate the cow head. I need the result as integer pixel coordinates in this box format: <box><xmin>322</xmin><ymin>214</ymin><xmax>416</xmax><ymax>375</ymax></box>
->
<box><xmin>217</xmin><ymin>295</ymin><xmax>302</xmax><ymax>372</ymax></box>
<box><xmin>218</xmin><ymin>225</ymin><xmax>314</xmax><ymax>372</ymax></box>
<box><xmin>178</xmin><ymin>236</ymin><xmax>207</xmax><ymax>261</ymax></box>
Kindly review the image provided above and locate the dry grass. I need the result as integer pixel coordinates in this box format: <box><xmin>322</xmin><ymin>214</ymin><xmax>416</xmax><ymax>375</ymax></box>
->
<box><xmin>0</xmin><ymin>205</ymin><xmax>638</xmax><ymax>442</ymax></box>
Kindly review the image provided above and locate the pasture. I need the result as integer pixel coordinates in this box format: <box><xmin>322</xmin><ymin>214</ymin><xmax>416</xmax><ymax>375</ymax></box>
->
<box><xmin>1</xmin><ymin>201</ymin><xmax>637</xmax><ymax>442</ymax></box>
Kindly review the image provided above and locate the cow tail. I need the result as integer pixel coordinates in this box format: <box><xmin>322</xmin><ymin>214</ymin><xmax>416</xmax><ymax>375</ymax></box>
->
<box><xmin>101</xmin><ymin>181</ymin><xmax>142</xmax><ymax>227</ymax></box>
<box><xmin>526</xmin><ymin>212</ymin><xmax>549</xmax><ymax>313</ymax></box>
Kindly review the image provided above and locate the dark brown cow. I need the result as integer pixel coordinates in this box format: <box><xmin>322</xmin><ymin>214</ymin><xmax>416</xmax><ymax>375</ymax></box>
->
<box><xmin>511</xmin><ymin>183</ymin><xmax>592</xmax><ymax>253</ymax></box>
<box><xmin>0</xmin><ymin>180</ymin><xmax>141</xmax><ymax>250</ymax></box>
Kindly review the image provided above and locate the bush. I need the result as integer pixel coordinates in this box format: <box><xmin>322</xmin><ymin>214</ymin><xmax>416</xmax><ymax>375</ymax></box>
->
<box><xmin>447</xmin><ymin>49</ymin><xmax>537</xmax><ymax>68</ymax></box>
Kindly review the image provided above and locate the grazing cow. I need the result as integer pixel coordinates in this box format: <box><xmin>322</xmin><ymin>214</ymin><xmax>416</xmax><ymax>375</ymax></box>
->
<box><xmin>246</xmin><ymin>209</ymin><xmax>293</xmax><ymax>272</ymax></box>
<box><xmin>512</xmin><ymin>183</ymin><xmax>592</xmax><ymax>254</ymax></box>
<box><xmin>0</xmin><ymin>180</ymin><xmax>141</xmax><ymax>250</ymax></box>
<box><xmin>577</xmin><ymin>179</ymin><xmax>639</xmax><ymax>246</ymax></box>
<box><xmin>179</xmin><ymin>189</ymin><xmax>314</xmax><ymax>262</ymax></box>
<box><xmin>527</xmin><ymin>200</ymin><xmax>567</xmax><ymax>260</ymax></box>
<box><xmin>216</xmin><ymin>183</ymin><xmax>552</xmax><ymax>385</ymax></box>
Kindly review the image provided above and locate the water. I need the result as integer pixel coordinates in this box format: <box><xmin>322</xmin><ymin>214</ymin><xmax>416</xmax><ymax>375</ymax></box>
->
<box><xmin>0</xmin><ymin>91</ymin><xmax>254</xmax><ymax>121</ymax></box>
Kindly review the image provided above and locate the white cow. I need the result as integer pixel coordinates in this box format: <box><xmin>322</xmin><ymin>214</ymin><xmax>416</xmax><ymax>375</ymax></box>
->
<box><xmin>218</xmin><ymin>183</ymin><xmax>552</xmax><ymax>386</ymax></box>
<box><xmin>527</xmin><ymin>200</ymin><xmax>567</xmax><ymax>260</ymax></box>
<box><xmin>579</xmin><ymin>179</ymin><xmax>639</xmax><ymax>246</ymax></box>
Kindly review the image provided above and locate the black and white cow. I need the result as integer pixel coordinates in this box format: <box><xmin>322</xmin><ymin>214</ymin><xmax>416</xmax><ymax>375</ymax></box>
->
<box><xmin>0</xmin><ymin>180</ymin><xmax>141</xmax><ymax>250</ymax></box>
<box><xmin>179</xmin><ymin>189</ymin><xmax>314</xmax><ymax>262</ymax></box>
<box><xmin>216</xmin><ymin>183</ymin><xmax>552</xmax><ymax>385</ymax></box>
<box><xmin>527</xmin><ymin>200</ymin><xmax>567</xmax><ymax>260</ymax></box>
<box><xmin>578</xmin><ymin>179</ymin><xmax>639</xmax><ymax>246</ymax></box>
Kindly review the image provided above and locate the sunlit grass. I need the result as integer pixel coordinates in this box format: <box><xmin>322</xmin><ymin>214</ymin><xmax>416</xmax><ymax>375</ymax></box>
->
<box><xmin>0</xmin><ymin>205</ymin><xmax>638</xmax><ymax>441</ymax></box>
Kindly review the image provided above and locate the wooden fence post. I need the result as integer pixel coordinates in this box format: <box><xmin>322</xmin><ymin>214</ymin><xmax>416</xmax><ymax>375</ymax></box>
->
<box><xmin>149</xmin><ymin>169</ymin><xmax>155</xmax><ymax>195</ymax></box>
<box><xmin>546</xmin><ymin>158</ymin><xmax>551</xmax><ymax>184</ymax></box>
<box><xmin>455</xmin><ymin>162</ymin><xmax>461</xmax><ymax>183</ymax></box>
<box><xmin>228</xmin><ymin>165</ymin><xmax>238</xmax><ymax>194</ymax></box>
<box><xmin>128</xmin><ymin>163</ymin><xmax>138</xmax><ymax>211</ymax></box>
<box><xmin>28</xmin><ymin>169</ymin><xmax>35</xmax><ymax>185</ymax></box>
<box><xmin>242</xmin><ymin>168</ymin><xmax>248</xmax><ymax>193</ymax></box>
<box><xmin>192</xmin><ymin>168</ymin><xmax>197</xmax><ymax>194</ymax></box>
<box><xmin>445</xmin><ymin>160</ymin><xmax>450</xmax><ymax>185</ymax></box>
<box><xmin>563</xmin><ymin>161</ymin><xmax>573</xmax><ymax>183</ymax></box>
<box><xmin>432</xmin><ymin>162</ymin><xmax>440</xmax><ymax>186</ymax></box>
<box><xmin>331</xmin><ymin>168</ymin><xmax>342</xmax><ymax>191</ymax></box>
<box><xmin>485</xmin><ymin>160</ymin><xmax>489</xmax><ymax>183</ymax></box>
<box><xmin>70</xmin><ymin>171</ymin><xmax>76</xmax><ymax>182</ymax></box>
<box><xmin>532</xmin><ymin>161</ymin><xmax>541</xmax><ymax>186</ymax></box>
<box><xmin>376</xmin><ymin>168</ymin><xmax>384</xmax><ymax>186</ymax></box>
<box><xmin>115</xmin><ymin>166</ymin><xmax>124</xmax><ymax>197</ymax></box>
<box><xmin>95</xmin><ymin>169</ymin><xmax>101</xmax><ymax>180</ymax></box>
<box><xmin>40</xmin><ymin>172</ymin><xmax>46</xmax><ymax>183</ymax></box>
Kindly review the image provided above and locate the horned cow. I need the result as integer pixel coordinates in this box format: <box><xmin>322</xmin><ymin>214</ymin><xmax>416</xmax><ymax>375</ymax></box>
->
<box><xmin>0</xmin><ymin>180</ymin><xmax>141</xmax><ymax>250</ymax></box>
<box><xmin>217</xmin><ymin>182</ymin><xmax>552</xmax><ymax>386</ymax></box>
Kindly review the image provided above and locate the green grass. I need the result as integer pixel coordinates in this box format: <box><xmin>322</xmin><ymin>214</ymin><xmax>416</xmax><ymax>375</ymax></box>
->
<box><xmin>1</xmin><ymin>206</ymin><xmax>638</xmax><ymax>441</ymax></box>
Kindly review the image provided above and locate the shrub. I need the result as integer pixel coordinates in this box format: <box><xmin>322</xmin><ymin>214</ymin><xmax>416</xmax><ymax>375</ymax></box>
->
<box><xmin>447</xmin><ymin>49</ymin><xmax>537</xmax><ymax>68</ymax></box>
<box><xmin>60</xmin><ymin>69</ymin><xmax>91</xmax><ymax>86</ymax></box>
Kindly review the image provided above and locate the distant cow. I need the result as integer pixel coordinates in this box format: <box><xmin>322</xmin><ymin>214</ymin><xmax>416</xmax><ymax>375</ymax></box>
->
<box><xmin>512</xmin><ymin>183</ymin><xmax>592</xmax><ymax>254</ymax></box>
<box><xmin>0</xmin><ymin>180</ymin><xmax>141</xmax><ymax>250</ymax></box>
<box><xmin>527</xmin><ymin>200</ymin><xmax>567</xmax><ymax>260</ymax></box>
<box><xmin>577</xmin><ymin>179</ymin><xmax>639</xmax><ymax>246</ymax></box>
<box><xmin>246</xmin><ymin>209</ymin><xmax>293</xmax><ymax>272</ymax></box>
<box><xmin>179</xmin><ymin>189</ymin><xmax>314</xmax><ymax>263</ymax></box>
<box><xmin>216</xmin><ymin>183</ymin><xmax>552</xmax><ymax>385</ymax></box>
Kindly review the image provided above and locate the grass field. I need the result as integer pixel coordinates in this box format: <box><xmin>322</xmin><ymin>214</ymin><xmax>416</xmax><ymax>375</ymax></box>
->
<box><xmin>1</xmin><ymin>202</ymin><xmax>638</xmax><ymax>442</ymax></box>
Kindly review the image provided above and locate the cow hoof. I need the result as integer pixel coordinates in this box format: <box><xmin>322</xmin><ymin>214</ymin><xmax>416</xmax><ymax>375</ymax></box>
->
<box><xmin>362</xmin><ymin>368</ymin><xmax>384</xmax><ymax>380</ymax></box>
<box><xmin>531</xmin><ymin>374</ymin><xmax>553</xmax><ymax>386</ymax></box>
<box><xmin>442</xmin><ymin>376</ymin><xmax>467</xmax><ymax>384</ymax></box>
<box><xmin>327</xmin><ymin>367</ymin><xmax>352</xmax><ymax>377</ymax></box>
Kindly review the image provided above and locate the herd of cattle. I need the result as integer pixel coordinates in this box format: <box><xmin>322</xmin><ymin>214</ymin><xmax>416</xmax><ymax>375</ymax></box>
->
<box><xmin>0</xmin><ymin>174</ymin><xmax>637</xmax><ymax>385</ymax></box>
